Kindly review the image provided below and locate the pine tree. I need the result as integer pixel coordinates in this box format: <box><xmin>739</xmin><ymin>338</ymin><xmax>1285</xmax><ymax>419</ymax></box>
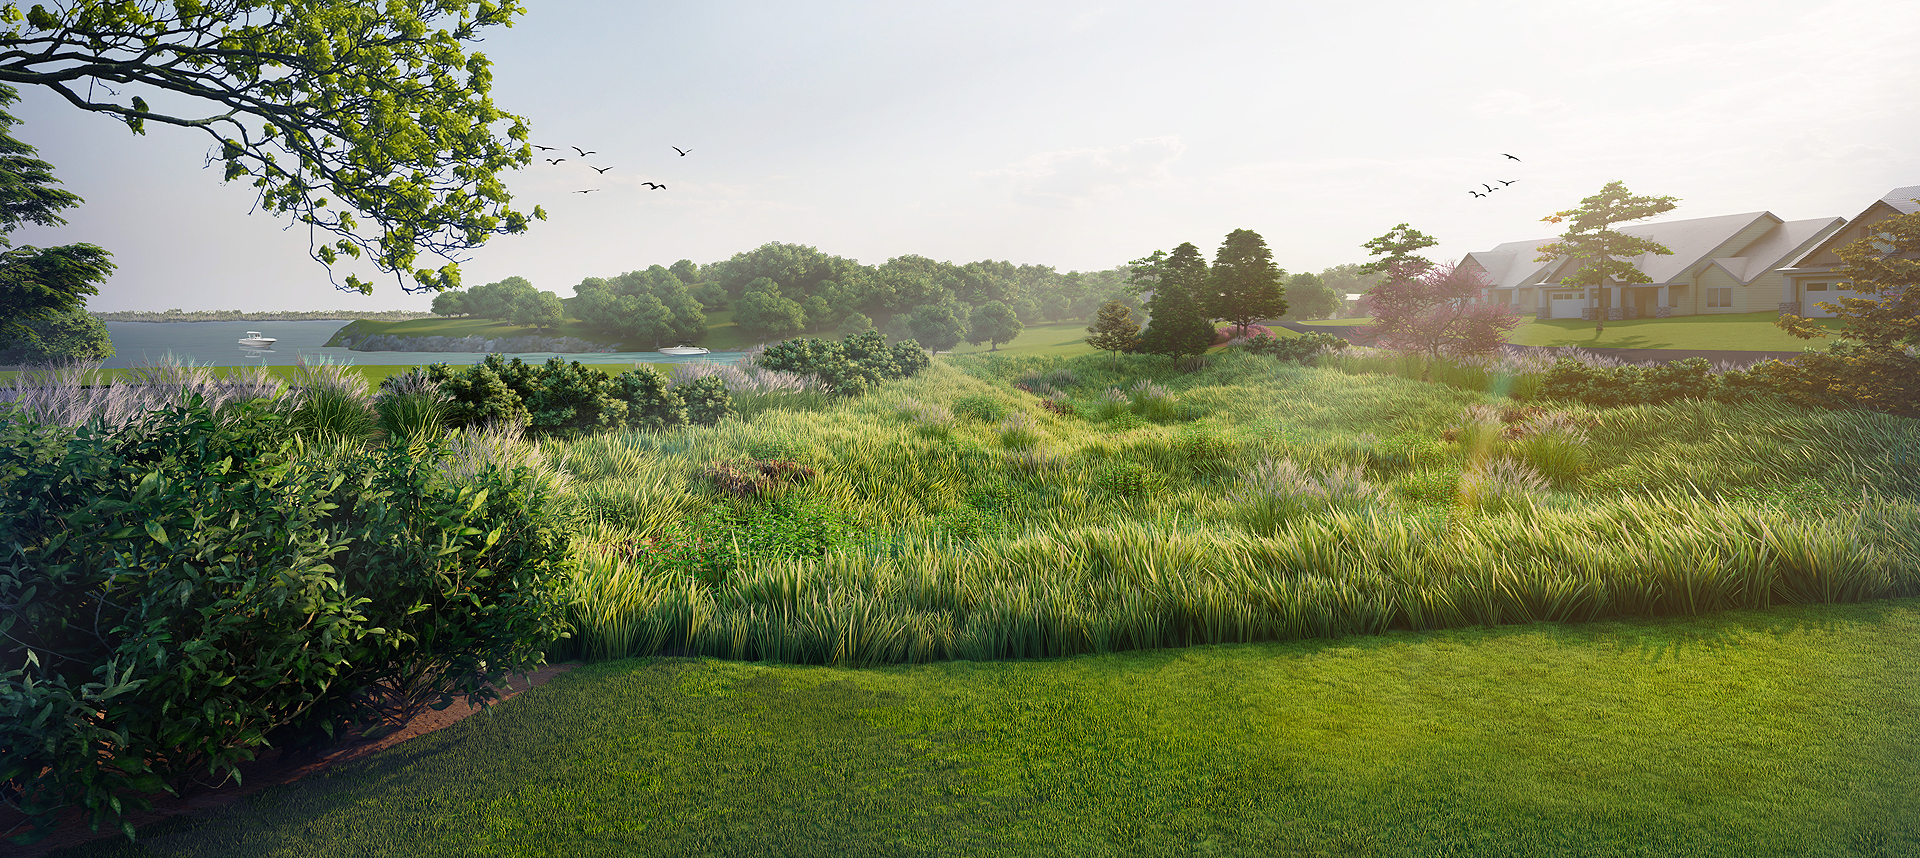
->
<box><xmin>1208</xmin><ymin>228</ymin><xmax>1288</xmax><ymax>330</ymax></box>
<box><xmin>1134</xmin><ymin>242</ymin><xmax>1217</xmax><ymax>358</ymax></box>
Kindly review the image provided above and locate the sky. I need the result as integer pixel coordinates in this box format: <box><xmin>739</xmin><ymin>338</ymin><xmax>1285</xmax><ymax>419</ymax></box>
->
<box><xmin>11</xmin><ymin>0</ymin><xmax>1919</xmax><ymax>312</ymax></box>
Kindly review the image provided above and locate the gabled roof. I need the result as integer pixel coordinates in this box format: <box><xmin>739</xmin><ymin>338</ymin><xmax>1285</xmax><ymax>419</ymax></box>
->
<box><xmin>1470</xmin><ymin>210</ymin><xmax>1843</xmax><ymax>287</ymax></box>
<box><xmin>1783</xmin><ymin>185</ymin><xmax>1920</xmax><ymax>269</ymax></box>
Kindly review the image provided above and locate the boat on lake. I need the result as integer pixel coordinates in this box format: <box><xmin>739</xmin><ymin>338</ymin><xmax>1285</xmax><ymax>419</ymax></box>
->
<box><xmin>657</xmin><ymin>344</ymin><xmax>709</xmax><ymax>356</ymax></box>
<box><xmin>237</xmin><ymin>331</ymin><xmax>277</xmax><ymax>348</ymax></box>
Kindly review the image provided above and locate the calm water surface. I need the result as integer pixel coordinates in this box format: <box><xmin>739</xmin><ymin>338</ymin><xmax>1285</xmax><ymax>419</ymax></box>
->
<box><xmin>100</xmin><ymin>321</ymin><xmax>749</xmax><ymax>369</ymax></box>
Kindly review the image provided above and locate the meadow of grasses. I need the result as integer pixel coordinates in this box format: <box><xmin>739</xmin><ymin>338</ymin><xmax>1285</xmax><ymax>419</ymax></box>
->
<box><xmin>11</xmin><ymin>342</ymin><xmax>1920</xmax><ymax>856</ymax></box>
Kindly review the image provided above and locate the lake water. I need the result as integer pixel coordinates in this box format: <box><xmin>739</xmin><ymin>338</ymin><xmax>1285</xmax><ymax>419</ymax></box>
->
<box><xmin>99</xmin><ymin>321</ymin><xmax>750</xmax><ymax>369</ymax></box>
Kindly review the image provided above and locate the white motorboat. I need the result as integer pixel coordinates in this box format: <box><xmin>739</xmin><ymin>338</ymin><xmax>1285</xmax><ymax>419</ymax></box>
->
<box><xmin>657</xmin><ymin>344</ymin><xmax>709</xmax><ymax>356</ymax></box>
<box><xmin>238</xmin><ymin>331</ymin><xmax>277</xmax><ymax>348</ymax></box>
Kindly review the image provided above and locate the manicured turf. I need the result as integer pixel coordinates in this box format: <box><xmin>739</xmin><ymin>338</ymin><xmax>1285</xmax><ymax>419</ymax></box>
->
<box><xmin>63</xmin><ymin>599</ymin><xmax>1920</xmax><ymax>857</ymax></box>
<box><xmin>1299</xmin><ymin>312</ymin><xmax>1851</xmax><ymax>351</ymax></box>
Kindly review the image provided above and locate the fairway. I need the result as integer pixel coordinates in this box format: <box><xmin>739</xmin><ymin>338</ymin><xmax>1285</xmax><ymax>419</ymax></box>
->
<box><xmin>60</xmin><ymin>599</ymin><xmax>1920</xmax><ymax>857</ymax></box>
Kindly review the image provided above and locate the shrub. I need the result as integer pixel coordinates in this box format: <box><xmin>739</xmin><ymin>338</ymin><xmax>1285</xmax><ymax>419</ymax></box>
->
<box><xmin>427</xmin><ymin>359</ymin><xmax>529</xmax><ymax>429</ymax></box>
<box><xmin>753</xmin><ymin>331</ymin><xmax>929</xmax><ymax>398</ymax></box>
<box><xmin>1633</xmin><ymin>357</ymin><xmax>1720</xmax><ymax>405</ymax></box>
<box><xmin>1235</xmin><ymin>331</ymin><xmax>1350</xmax><ymax>363</ymax></box>
<box><xmin>523</xmin><ymin>358</ymin><xmax>628</xmax><ymax>439</ymax></box>
<box><xmin>0</xmin><ymin>400</ymin><xmax>573</xmax><ymax>844</ymax></box>
<box><xmin>611</xmin><ymin>366</ymin><xmax>687</xmax><ymax>432</ymax></box>
<box><xmin>674</xmin><ymin>375</ymin><xmax>736</xmax><ymax>426</ymax></box>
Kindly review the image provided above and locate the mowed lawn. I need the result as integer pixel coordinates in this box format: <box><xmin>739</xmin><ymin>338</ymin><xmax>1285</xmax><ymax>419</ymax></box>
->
<box><xmin>1299</xmin><ymin>312</ymin><xmax>1851</xmax><ymax>351</ymax></box>
<box><xmin>67</xmin><ymin>599</ymin><xmax>1920</xmax><ymax>858</ymax></box>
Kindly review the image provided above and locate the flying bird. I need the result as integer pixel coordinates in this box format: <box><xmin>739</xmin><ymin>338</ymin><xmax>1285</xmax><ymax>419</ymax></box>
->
<box><xmin>572</xmin><ymin>146</ymin><xmax>596</xmax><ymax>156</ymax></box>
<box><xmin>574</xmin><ymin>189</ymin><xmax>600</xmax><ymax>194</ymax></box>
<box><xmin>1470</xmin><ymin>191</ymin><xmax>1486</xmax><ymax>198</ymax></box>
<box><xmin>545</xmin><ymin>158</ymin><xmax>566</xmax><ymax>165</ymax></box>
<box><xmin>1500</xmin><ymin>179</ymin><xmax>1516</xmax><ymax>186</ymax></box>
<box><xmin>591</xmin><ymin>165</ymin><xmax>612</xmax><ymax>173</ymax></box>
<box><xmin>1503</xmin><ymin>153</ymin><xmax>1521</xmax><ymax>161</ymax></box>
<box><xmin>672</xmin><ymin>147</ymin><xmax>691</xmax><ymax>156</ymax></box>
<box><xmin>533</xmin><ymin>145</ymin><xmax>555</xmax><ymax>151</ymax></box>
<box><xmin>1483</xmin><ymin>183</ymin><xmax>1496</xmax><ymax>192</ymax></box>
<box><xmin>643</xmin><ymin>182</ymin><xmax>666</xmax><ymax>190</ymax></box>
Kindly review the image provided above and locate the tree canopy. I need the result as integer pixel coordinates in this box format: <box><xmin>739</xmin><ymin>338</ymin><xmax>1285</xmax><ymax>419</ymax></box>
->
<box><xmin>1207</xmin><ymin>228</ymin><xmax>1287</xmax><ymax>329</ymax></box>
<box><xmin>0</xmin><ymin>82</ymin><xmax>111</xmax><ymax>341</ymax></box>
<box><xmin>0</xmin><ymin>0</ymin><xmax>543</xmax><ymax>295</ymax></box>
<box><xmin>966</xmin><ymin>300</ymin><xmax>1023</xmax><ymax>351</ymax></box>
<box><xmin>1357</xmin><ymin>224</ymin><xmax>1439</xmax><ymax>276</ymax></box>
<box><xmin>1775</xmin><ymin>205</ymin><xmax>1920</xmax><ymax>417</ymax></box>
<box><xmin>1535</xmin><ymin>181</ymin><xmax>1679</xmax><ymax>289</ymax></box>
<box><xmin>1084</xmin><ymin>299</ymin><xmax>1140</xmax><ymax>360</ymax></box>
<box><xmin>1359</xmin><ymin>261</ymin><xmax>1519</xmax><ymax>380</ymax></box>
<box><xmin>1134</xmin><ymin>242</ymin><xmax>1216</xmax><ymax>358</ymax></box>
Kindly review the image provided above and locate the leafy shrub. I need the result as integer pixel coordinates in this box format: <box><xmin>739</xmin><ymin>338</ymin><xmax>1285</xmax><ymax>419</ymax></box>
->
<box><xmin>1236</xmin><ymin>331</ymin><xmax>1350</xmax><ymax>363</ymax></box>
<box><xmin>0</xmin><ymin>400</ymin><xmax>573</xmax><ymax>844</ymax></box>
<box><xmin>674</xmin><ymin>375</ymin><xmax>736</xmax><ymax>426</ymax></box>
<box><xmin>611</xmin><ymin>366</ymin><xmax>687</xmax><ymax>432</ymax></box>
<box><xmin>753</xmin><ymin>331</ymin><xmax>929</xmax><ymax>397</ymax></box>
<box><xmin>427</xmin><ymin>358</ymin><xmax>530</xmax><ymax>429</ymax></box>
<box><xmin>1633</xmin><ymin>357</ymin><xmax>1720</xmax><ymax>405</ymax></box>
<box><xmin>523</xmin><ymin>358</ymin><xmax>628</xmax><ymax>439</ymax></box>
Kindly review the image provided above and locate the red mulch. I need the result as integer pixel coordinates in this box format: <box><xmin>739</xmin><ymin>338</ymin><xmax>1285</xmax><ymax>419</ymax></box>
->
<box><xmin>3</xmin><ymin>662</ymin><xmax>581</xmax><ymax>857</ymax></box>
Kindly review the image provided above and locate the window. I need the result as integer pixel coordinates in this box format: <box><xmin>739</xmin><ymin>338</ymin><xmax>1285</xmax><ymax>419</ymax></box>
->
<box><xmin>1707</xmin><ymin>287</ymin><xmax>1732</xmax><ymax>308</ymax></box>
<box><xmin>1806</xmin><ymin>282</ymin><xmax>1829</xmax><ymax>292</ymax></box>
<box><xmin>1552</xmin><ymin>292</ymin><xmax>1579</xmax><ymax>300</ymax></box>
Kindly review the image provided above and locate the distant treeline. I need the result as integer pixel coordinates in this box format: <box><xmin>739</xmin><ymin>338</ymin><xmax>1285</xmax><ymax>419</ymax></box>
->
<box><xmin>91</xmin><ymin>309</ymin><xmax>437</xmax><ymax>322</ymax></box>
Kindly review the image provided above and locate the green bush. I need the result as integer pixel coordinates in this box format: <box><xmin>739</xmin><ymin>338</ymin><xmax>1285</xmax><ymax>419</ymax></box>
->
<box><xmin>523</xmin><ymin>358</ymin><xmax>627</xmax><ymax>439</ymax></box>
<box><xmin>0</xmin><ymin>399</ymin><xmax>574</xmax><ymax>845</ymax></box>
<box><xmin>611</xmin><ymin>367</ymin><xmax>687</xmax><ymax>432</ymax></box>
<box><xmin>1235</xmin><ymin>331</ymin><xmax>1350</xmax><ymax>363</ymax></box>
<box><xmin>427</xmin><ymin>358</ymin><xmax>529</xmax><ymax>429</ymax></box>
<box><xmin>754</xmin><ymin>331</ymin><xmax>931</xmax><ymax>397</ymax></box>
<box><xmin>676</xmin><ymin>375</ymin><xmax>736</xmax><ymax>426</ymax></box>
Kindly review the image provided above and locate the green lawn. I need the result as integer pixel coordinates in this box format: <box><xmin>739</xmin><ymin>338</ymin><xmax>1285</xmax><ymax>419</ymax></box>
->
<box><xmin>64</xmin><ymin>599</ymin><xmax>1920</xmax><ymax>857</ymax></box>
<box><xmin>1299</xmin><ymin>312</ymin><xmax>1851</xmax><ymax>351</ymax></box>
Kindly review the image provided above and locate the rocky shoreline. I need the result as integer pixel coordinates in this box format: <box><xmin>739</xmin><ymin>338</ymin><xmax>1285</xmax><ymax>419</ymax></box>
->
<box><xmin>332</xmin><ymin>332</ymin><xmax>620</xmax><ymax>354</ymax></box>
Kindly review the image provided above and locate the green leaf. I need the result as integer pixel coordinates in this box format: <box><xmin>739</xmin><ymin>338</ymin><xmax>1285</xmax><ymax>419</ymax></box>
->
<box><xmin>144</xmin><ymin>520</ymin><xmax>170</xmax><ymax>546</ymax></box>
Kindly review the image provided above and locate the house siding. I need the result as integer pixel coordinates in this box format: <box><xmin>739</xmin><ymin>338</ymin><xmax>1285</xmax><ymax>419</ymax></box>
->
<box><xmin>1695</xmin><ymin>266</ymin><xmax>1745</xmax><ymax>313</ymax></box>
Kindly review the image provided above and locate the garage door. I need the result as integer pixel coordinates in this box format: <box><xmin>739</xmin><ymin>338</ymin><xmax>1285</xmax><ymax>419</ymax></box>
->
<box><xmin>1548</xmin><ymin>291</ymin><xmax>1587</xmax><ymax>319</ymax></box>
<box><xmin>1802</xmin><ymin>283</ymin><xmax>1864</xmax><ymax>317</ymax></box>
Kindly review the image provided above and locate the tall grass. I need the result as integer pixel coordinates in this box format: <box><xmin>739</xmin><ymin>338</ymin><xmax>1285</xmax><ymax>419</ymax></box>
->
<box><xmin>0</xmin><ymin>355</ymin><xmax>287</xmax><ymax>428</ymax></box>
<box><xmin>550</xmin><ymin>495</ymin><xmax>1920</xmax><ymax>665</ymax></box>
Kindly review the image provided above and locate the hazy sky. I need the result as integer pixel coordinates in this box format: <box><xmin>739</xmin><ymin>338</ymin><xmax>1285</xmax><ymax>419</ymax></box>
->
<box><xmin>12</xmin><ymin>0</ymin><xmax>1919</xmax><ymax>312</ymax></box>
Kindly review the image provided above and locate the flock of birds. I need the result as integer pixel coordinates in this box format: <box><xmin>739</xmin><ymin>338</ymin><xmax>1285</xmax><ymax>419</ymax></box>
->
<box><xmin>532</xmin><ymin>144</ymin><xmax>689</xmax><ymax>194</ymax></box>
<box><xmin>1470</xmin><ymin>153</ymin><xmax>1523</xmax><ymax>198</ymax></box>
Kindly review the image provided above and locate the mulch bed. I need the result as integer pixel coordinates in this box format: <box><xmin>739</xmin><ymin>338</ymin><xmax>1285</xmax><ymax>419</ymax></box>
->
<box><xmin>4</xmin><ymin>662</ymin><xmax>581</xmax><ymax>857</ymax></box>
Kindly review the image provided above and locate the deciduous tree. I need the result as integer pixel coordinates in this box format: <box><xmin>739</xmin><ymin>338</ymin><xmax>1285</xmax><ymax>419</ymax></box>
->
<box><xmin>0</xmin><ymin>306</ymin><xmax>113</xmax><ymax>364</ymax></box>
<box><xmin>906</xmin><ymin>300</ymin><xmax>966</xmax><ymax>354</ymax></box>
<box><xmin>733</xmin><ymin>278</ymin><xmax>807</xmax><ymax>341</ymax></box>
<box><xmin>0</xmin><ymin>1</ymin><xmax>543</xmax><ymax>294</ymax></box>
<box><xmin>1776</xmin><ymin>205</ymin><xmax>1920</xmax><ymax>417</ymax></box>
<box><xmin>1085</xmin><ymin>299</ymin><xmax>1141</xmax><ymax>365</ymax></box>
<box><xmin>967</xmin><ymin>300</ymin><xmax>1024</xmax><ymax>351</ymax></box>
<box><xmin>1283</xmin><ymin>272</ymin><xmax>1341</xmax><ymax>321</ymax></box>
<box><xmin>1358</xmin><ymin>261</ymin><xmax>1520</xmax><ymax>381</ymax></box>
<box><xmin>510</xmin><ymin>290</ymin><xmax>565</xmax><ymax>334</ymax></box>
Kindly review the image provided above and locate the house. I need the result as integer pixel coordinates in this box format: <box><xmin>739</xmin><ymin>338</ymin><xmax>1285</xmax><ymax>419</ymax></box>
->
<box><xmin>1460</xmin><ymin>209</ymin><xmax>1845</xmax><ymax>321</ymax></box>
<box><xmin>1774</xmin><ymin>185</ymin><xmax>1920</xmax><ymax>318</ymax></box>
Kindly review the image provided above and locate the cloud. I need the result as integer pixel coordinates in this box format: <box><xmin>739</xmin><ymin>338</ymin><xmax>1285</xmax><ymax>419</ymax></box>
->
<box><xmin>975</xmin><ymin>136</ymin><xmax>1186</xmax><ymax>209</ymax></box>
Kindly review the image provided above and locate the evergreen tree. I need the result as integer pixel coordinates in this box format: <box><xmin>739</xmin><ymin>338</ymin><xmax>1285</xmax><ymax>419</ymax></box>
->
<box><xmin>1085</xmin><ymin>300</ymin><xmax>1141</xmax><ymax>365</ymax></box>
<box><xmin>1207</xmin><ymin>228</ymin><xmax>1288</xmax><ymax>329</ymax></box>
<box><xmin>1134</xmin><ymin>242</ymin><xmax>1216</xmax><ymax>358</ymax></box>
<box><xmin>1357</xmin><ymin>223</ymin><xmax>1440</xmax><ymax>276</ymax></box>
<box><xmin>0</xmin><ymin>83</ymin><xmax>113</xmax><ymax>344</ymax></box>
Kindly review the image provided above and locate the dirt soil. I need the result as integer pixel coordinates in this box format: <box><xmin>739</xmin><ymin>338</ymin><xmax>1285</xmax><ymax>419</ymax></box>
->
<box><xmin>4</xmin><ymin>662</ymin><xmax>581</xmax><ymax>858</ymax></box>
